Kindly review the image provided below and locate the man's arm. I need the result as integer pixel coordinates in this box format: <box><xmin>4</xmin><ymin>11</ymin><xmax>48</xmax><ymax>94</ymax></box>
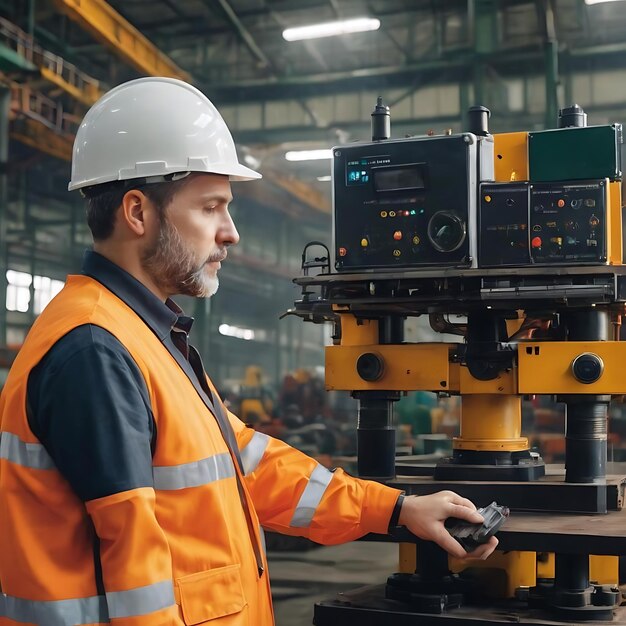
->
<box><xmin>226</xmin><ymin>409</ymin><xmax>401</xmax><ymax>543</ymax></box>
<box><xmin>28</xmin><ymin>325</ymin><xmax>182</xmax><ymax>625</ymax></box>
<box><xmin>227</xmin><ymin>409</ymin><xmax>497</xmax><ymax>559</ymax></box>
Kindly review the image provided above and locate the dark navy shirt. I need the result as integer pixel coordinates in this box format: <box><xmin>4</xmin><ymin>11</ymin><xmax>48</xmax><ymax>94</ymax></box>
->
<box><xmin>26</xmin><ymin>250</ymin><xmax>206</xmax><ymax>502</ymax></box>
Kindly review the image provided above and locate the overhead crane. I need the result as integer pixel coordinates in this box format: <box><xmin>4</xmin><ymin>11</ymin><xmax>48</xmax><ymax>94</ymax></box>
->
<box><xmin>53</xmin><ymin>0</ymin><xmax>192</xmax><ymax>82</ymax></box>
<box><xmin>2</xmin><ymin>0</ymin><xmax>190</xmax><ymax>160</ymax></box>
<box><xmin>8</xmin><ymin>82</ymin><xmax>75</xmax><ymax>161</ymax></box>
<box><xmin>0</xmin><ymin>17</ymin><xmax>103</xmax><ymax>106</ymax></box>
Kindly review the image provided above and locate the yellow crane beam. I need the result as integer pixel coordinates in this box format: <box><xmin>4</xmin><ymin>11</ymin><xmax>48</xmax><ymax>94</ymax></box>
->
<box><xmin>264</xmin><ymin>171</ymin><xmax>331</xmax><ymax>214</ymax></box>
<box><xmin>11</xmin><ymin>118</ymin><xmax>73</xmax><ymax>161</ymax></box>
<box><xmin>40</xmin><ymin>66</ymin><xmax>103</xmax><ymax>107</ymax></box>
<box><xmin>53</xmin><ymin>0</ymin><xmax>191</xmax><ymax>81</ymax></box>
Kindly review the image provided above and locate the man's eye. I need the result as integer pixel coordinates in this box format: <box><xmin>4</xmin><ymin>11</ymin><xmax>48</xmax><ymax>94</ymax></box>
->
<box><xmin>204</xmin><ymin>205</ymin><xmax>217</xmax><ymax>212</ymax></box>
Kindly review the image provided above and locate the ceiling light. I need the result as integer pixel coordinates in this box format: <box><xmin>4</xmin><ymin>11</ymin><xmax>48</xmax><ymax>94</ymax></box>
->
<box><xmin>283</xmin><ymin>17</ymin><xmax>380</xmax><ymax>42</ymax></box>
<box><xmin>285</xmin><ymin>149</ymin><xmax>333</xmax><ymax>161</ymax></box>
<box><xmin>584</xmin><ymin>0</ymin><xmax>626</xmax><ymax>4</ymax></box>
<box><xmin>317</xmin><ymin>175</ymin><xmax>332</xmax><ymax>182</ymax></box>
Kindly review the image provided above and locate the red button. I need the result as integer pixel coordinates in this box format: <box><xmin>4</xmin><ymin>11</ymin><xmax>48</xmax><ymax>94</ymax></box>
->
<box><xmin>557</xmin><ymin>199</ymin><xmax>565</xmax><ymax>208</ymax></box>
<box><xmin>531</xmin><ymin>236</ymin><xmax>542</xmax><ymax>248</ymax></box>
<box><xmin>339</xmin><ymin>247</ymin><xmax>347</xmax><ymax>257</ymax></box>
<box><xmin>393</xmin><ymin>231</ymin><xmax>402</xmax><ymax>241</ymax></box>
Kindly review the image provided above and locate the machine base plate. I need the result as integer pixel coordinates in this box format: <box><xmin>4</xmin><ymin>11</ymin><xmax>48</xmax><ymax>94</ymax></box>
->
<box><xmin>313</xmin><ymin>584</ymin><xmax>626</xmax><ymax>625</ymax></box>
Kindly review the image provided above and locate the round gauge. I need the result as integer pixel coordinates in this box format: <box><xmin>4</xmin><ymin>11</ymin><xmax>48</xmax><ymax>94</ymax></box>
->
<box><xmin>427</xmin><ymin>211</ymin><xmax>467</xmax><ymax>253</ymax></box>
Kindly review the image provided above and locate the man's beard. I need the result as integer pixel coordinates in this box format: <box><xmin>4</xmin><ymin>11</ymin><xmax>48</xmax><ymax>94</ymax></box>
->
<box><xmin>141</xmin><ymin>216</ymin><xmax>224</xmax><ymax>298</ymax></box>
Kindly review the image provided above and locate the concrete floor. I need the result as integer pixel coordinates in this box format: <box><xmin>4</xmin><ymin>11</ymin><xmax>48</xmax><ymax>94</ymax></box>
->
<box><xmin>268</xmin><ymin>540</ymin><xmax>398</xmax><ymax>626</ymax></box>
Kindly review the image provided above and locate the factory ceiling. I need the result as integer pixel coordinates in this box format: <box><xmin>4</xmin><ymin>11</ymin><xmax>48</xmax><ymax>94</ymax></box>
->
<box><xmin>3</xmin><ymin>0</ymin><xmax>626</xmax><ymax>189</ymax></box>
<box><xmin>16</xmin><ymin>0</ymin><xmax>626</xmax><ymax>101</ymax></box>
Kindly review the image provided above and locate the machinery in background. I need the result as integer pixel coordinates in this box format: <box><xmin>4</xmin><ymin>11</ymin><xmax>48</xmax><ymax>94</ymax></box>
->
<box><xmin>286</xmin><ymin>99</ymin><xmax>626</xmax><ymax>624</ymax></box>
<box><xmin>233</xmin><ymin>365</ymin><xmax>275</xmax><ymax>426</ymax></box>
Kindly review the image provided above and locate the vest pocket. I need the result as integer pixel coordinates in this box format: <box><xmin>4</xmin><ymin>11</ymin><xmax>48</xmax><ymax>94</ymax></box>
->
<box><xmin>177</xmin><ymin>564</ymin><xmax>247</xmax><ymax>624</ymax></box>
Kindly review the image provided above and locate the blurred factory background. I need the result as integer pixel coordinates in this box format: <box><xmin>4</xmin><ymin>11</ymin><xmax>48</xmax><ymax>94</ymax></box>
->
<box><xmin>3</xmin><ymin>0</ymin><xmax>626</xmax><ymax>622</ymax></box>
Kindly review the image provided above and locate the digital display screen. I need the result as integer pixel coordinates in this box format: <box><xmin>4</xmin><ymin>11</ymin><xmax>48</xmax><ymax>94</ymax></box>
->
<box><xmin>373</xmin><ymin>164</ymin><xmax>427</xmax><ymax>192</ymax></box>
<box><xmin>345</xmin><ymin>156</ymin><xmax>391</xmax><ymax>186</ymax></box>
<box><xmin>346</xmin><ymin>166</ymin><xmax>370</xmax><ymax>185</ymax></box>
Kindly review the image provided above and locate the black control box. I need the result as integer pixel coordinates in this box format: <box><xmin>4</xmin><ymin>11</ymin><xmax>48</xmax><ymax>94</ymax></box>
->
<box><xmin>479</xmin><ymin>180</ymin><xmax>609</xmax><ymax>267</ymax></box>
<box><xmin>333</xmin><ymin>134</ymin><xmax>490</xmax><ymax>271</ymax></box>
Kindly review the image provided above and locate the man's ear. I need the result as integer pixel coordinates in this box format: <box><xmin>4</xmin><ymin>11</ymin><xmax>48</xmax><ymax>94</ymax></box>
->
<box><xmin>120</xmin><ymin>189</ymin><xmax>149</xmax><ymax>236</ymax></box>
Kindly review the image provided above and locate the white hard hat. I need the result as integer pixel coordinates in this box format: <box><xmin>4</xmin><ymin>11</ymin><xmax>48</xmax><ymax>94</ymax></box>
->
<box><xmin>69</xmin><ymin>77</ymin><xmax>261</xmax><ymax>192</ymax></box>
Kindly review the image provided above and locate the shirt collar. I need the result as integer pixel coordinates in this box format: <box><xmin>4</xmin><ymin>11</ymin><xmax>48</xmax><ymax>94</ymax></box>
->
<box><xmin>81</xmin><ymin>250</ymin><xmax>194</xmax><ymax>340</ymax></box>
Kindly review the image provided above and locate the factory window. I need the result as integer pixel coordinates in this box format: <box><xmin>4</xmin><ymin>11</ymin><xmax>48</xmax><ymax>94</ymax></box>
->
<box><xmin>6</xmin><ymin>270</ymin><xmax>32</xmax><ymax>313</ymax></box>
<box><xmin>6</xmin><ymin>271</ymin><xmax>64</xmax><ymax>314</ymax></box>
<box><xmin>33</xmin><ymin>275</ymin><xmax>64</xmax><ymax>314</ymax></box>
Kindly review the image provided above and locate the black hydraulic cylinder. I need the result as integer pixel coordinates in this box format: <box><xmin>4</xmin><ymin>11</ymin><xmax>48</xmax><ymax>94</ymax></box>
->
<box><xmin>467</xmin><ymin>311</ymin><xmax>508</xmax><ymax>343</ymax></box>
<box><xmin>561</xmin><ymin>310</ymin><xmax>609</xmax><ymax>484</ymax></box>
<box><xmin>379</xmin><ymin>315</ymin><xmax>404</xmax><ymax>344</ymax></box>
<box><xmin>555</xmin><ymin>554</ymin><xmax>589</xmax><ymax>591</ymax></box>
<box><xmin>564</xmin><ymin>310</ymin><xmax>608</xmax><ymax>340</ymax></box>
<box><xmin>356</xmin><ymin>394</ymin><xmax>397</xmax><ymax>480</ymax></box>
<box><xmin>416</xmin><ymin>541</ymin><xmax>450</xmax><ymax>581</ymax></box>
<box><xmin>564</xmin><ymin>398</ymin><xmax>609</xmax><ymax>484</ymax></box>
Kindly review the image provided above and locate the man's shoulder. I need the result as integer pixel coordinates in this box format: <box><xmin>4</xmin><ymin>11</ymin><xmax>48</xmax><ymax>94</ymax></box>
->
<box><xmin>34</xmin><ymin>324</ymin><xmax>129</xmax><ymax>374</ymax></box>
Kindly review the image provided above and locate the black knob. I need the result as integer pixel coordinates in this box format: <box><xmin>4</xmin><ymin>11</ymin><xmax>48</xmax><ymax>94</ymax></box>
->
<box><xmin>371</xmin><ymin>97</ymin><xmax>391</xmax><ymax>141</ymax></box>
<box><xmin>558</xmin><ymin>104</ymin><xmax>587</xmax><ymax>129</ymax></box>
<box><xmin>571</xmin><ymin>352</ymin><xmax>604</xmax><ymax>384</ymax></box>
<box><xmin>427</xmin><ymin>211</ymin><xmax>467</xmax><ymax>253</ymax></box>
<box><xmin>467</xmin><ymin>105</ymin><xmax>491</xmax><ymax>136</ymax></box>
<box><xmin>356</xmin><ymin>352</ymin><xmax>385</xmax><ymax>382</ymax></box>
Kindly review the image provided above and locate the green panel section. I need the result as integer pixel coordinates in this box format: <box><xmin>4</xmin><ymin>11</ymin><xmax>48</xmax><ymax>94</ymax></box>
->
<box><xmin>0</xmin><ymin>43</ymin><xmax>36</xmax><ymax>73</ymax></box>
<box><xmin>529</xmin><ymin>125</ymin><xmax>622</xmax><ymax>182</ymax></box>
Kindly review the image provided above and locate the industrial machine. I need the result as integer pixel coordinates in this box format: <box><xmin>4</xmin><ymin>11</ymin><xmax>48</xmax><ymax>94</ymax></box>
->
<box><xmin>287</xmin><ymin>100</ymin><xmax>626</xmax><ymax>624</ymax></box>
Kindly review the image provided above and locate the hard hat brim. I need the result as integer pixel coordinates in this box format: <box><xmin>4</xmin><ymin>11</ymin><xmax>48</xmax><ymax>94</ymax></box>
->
<box><xmin>68</xmin><ymin>162</ymin><xmax>261</xmax><ymax>191</ymax></box>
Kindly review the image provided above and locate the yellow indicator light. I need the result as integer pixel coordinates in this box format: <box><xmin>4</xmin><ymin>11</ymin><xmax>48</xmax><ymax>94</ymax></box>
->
<box><xmin>484</xmin><ymin>195</ymin><xmax>492</xmax><ymax>203</ymax></box>
<box><xmin>361</xmin><ymin>238</ymin><xmax>368</xmax><ymax>247</ymax></box>
<box><xmin>380</xmin><ymin>211</ymin><xmax>388</xmax><ymax>218</ymax></box>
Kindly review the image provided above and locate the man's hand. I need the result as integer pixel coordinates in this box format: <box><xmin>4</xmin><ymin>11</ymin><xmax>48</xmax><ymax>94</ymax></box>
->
<box><xmin>397</xmin><ymin>491</ymin><xmax>499</xmax><ymax>560</ymax></box>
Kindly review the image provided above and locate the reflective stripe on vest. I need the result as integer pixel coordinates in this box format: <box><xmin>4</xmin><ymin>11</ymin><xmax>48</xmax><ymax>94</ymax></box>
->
<box><xmin>259</xmin><ymin>526</ymin><xmax>267</xmax><ymax>557</ymax></box>
<box><xmin>240</xmin><ymin>432</ymin><xmax>269</xmax><ymax>475</ymax></box>
<box><xmin>106</xmin><ymin>579</ymin><xmax>175</xmax><ymax>619</ymax></box>
<box><xmin>153</xmin><ymin>452</ymin><xmax>235</xmax><ymax>491</ymax></box>
<box><xmin>290</xmin><ymin>464</ymin><xmax>334</xmax><ymax>528</ymax></box>
<box><xmin>0</xmin><ymin>592</ymin><xmax>107</xmax><ymax>626</ymax></box>
<box><xmin>0</xmin><ymin>431</ymin><xmax>55</xmax><ymax>470</ymax></box>
<box><xmin>0</xmin><ymin>579</ymin><xmax>175</xmax><ymax>625</ymax></box>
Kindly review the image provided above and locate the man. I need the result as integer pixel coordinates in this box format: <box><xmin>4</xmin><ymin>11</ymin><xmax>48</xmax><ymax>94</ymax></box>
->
<box><xmin>0</xmin><ymin>78</ymin><xmax>496</xmax><ymax>626</ymax></box>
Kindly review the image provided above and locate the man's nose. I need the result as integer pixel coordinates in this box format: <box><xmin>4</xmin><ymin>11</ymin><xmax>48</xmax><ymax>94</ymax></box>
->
<box><xmin>219</xmin><ymin>210</ymin><xmax>240</xmax><ymax>246</ymax></box>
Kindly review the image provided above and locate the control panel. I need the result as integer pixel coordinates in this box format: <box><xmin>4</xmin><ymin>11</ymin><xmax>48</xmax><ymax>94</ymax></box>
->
<box><xmin>333</xmin><ymin>134</ymin><xmax>490</xmax><ymax>271</ymax></box>
<box><xmin>479</xmin><ymin>180</ymin><xmax>608</xmax><ymax>267</ymax></box>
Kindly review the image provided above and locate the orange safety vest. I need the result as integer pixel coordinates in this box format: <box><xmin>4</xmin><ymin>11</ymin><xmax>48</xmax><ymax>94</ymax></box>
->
<box><xmin>0</xmin><ymin>275</ymin><xmax>400</xmax><ymax>626</ymax></box>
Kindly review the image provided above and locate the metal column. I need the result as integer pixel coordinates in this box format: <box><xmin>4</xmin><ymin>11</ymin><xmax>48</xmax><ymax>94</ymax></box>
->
<box><xmin>0</xmin><ymin>87</ymin><xmax>9</xmax><ymax>347</ymax></box>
